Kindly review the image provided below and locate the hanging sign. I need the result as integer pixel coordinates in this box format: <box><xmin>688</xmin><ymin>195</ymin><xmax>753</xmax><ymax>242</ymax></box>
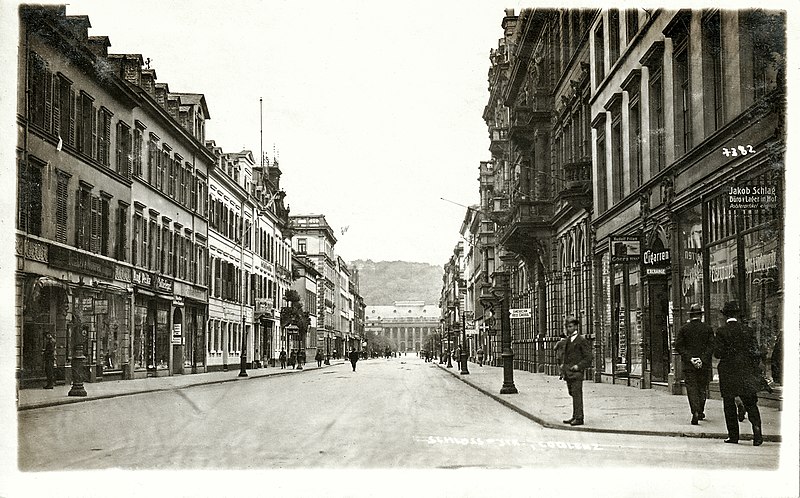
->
<box><xmin>172</xmin><ymin>324</ymin><xmax>182</xmax><ymax>345</ymax></box>
<box><xmin>610</xmin><ymin>236</ymin><xmax>641</xmax><ymax>264</ymax></box>
<box><xmin>510</xmin><ymin>308</ymin><xmax>532</xmax><ymax>319</ymax></box>
<box><xmin>642</xmin><ymin>249</ymin><xmax>671</xmax><ymax>276</ymax></box>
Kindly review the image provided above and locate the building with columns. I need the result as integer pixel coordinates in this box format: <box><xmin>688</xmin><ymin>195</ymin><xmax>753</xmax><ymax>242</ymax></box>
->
<box><xmin>365</xmin><ymin>302</ymin><xmax>440</xmax><ymax>353</ymax></box>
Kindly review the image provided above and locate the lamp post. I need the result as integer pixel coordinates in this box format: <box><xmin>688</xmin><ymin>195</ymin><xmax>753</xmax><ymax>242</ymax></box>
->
<box><xmin>446</xmin><ymin>311</ymin><xmax>453</xmax><ymax>368</ymax></box>
<box><xmin>481</xmin><ymin>271</ymin><xmax>517</xmax><ymax>394</ymax></box>
<box><xmin>68</xmin><ymin>283</ymin><xmax>87</xmax><ymax>397</ymax></box>
<box><xmin>459</xmin><ymin>296</ymin><xmax>469</xmax><ymax>375</ymax></box>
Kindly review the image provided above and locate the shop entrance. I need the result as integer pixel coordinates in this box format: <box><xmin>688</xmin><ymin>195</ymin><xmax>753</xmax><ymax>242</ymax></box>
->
<box><xmin>647</xmin><ymin>278</ymin><xmax>670</xmax><ymax>382</ymax></box>
<box><xmin>172</xmin><ymin>308</ymin><xmax>183</xmax><ymax>374</ymax></box>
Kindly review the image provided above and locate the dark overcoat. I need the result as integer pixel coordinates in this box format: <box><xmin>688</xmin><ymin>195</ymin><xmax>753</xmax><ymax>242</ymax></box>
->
<box><xmin>714</xmin><ymin>320</ymin><xmax>761</xmax><ymax>397</ymax></box>
<box><xmin>675</xmin><ymin>319</ymin><xmax>714</xmax><ymax>374</ymax></box>
<box><xmin>561</xmin><ymin>335</ymin><xmax>593</xmax><ymax>381</ymax></box>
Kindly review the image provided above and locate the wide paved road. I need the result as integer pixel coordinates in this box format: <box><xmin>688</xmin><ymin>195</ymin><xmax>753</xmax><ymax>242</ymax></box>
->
<box><xmin>18</xmin><ymin>356</ymin><xmax>779</xmax><ymax>470</ymax></box>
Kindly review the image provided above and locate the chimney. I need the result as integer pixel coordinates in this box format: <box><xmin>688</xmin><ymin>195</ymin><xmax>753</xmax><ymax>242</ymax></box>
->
<box><xmin>154</xmin><ymin>83</ymin><xmax>169</xmax><ymax>108</ymax></box>
<box><xmin>63</xmin><ymin>15</ymin><xmax>91</xmax><ymax>43</ymax></box>
<box><xmin>108</xmin><ymin>53</ymin><xmax>143</xmax><ymax>86</ymax></box>
<box><xmin>87</xmin><ymin>36</ymin><xmax>111</xmax><ymax>58</ymax></box>
<box><xmin>268</xmin><ymin>163</ymin><xmax>282</xmax><ymax>191</ymax></box>
<box><xmin>141</xmin><ymin>69</ymin><xmax>157</xmax><ymax>98</ymax></box>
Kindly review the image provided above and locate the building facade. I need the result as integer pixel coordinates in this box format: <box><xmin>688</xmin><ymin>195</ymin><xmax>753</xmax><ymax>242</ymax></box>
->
<box><xmin>475</xmin><ymin>8</ymin><xmax>785</xmax><ymax>402</ymax></box>
<box><xmin>292</xmin><ymin>254</ymin><xmax>320</xmax><ymax>358</ymax></box>
<box><xmin>366</xmin><ymin>302</ymin><xmax>440</xmax><ymax>353</ymax></box>
<box><xmin>588</xmin><ymin>8</ymin><xmax>785</xmax><ymax>393</ymax></box>
<box><xmin>16</xmin><ymin>6</ymin><xmax>211</xmax><ymax>385</ymax></box>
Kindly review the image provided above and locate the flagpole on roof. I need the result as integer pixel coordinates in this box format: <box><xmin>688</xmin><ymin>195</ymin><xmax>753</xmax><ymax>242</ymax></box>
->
<box><xmin>259</xmin><ymin>97</ymin><xmax>263</xmax><ymax>168</ymax></box>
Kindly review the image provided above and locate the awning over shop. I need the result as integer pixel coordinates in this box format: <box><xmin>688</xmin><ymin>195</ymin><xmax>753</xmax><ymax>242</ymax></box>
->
<box><xmin>29</xmin><ymin>276</ymin><xmax>71</xmax><ymax>303</ymax></box>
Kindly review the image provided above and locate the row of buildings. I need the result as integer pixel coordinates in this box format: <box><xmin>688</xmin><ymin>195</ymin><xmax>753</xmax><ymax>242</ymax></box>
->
<box><xmin>442</xmin><ymin>8</ymin><xmax>784</xmax><ymax>401</ymax></box>
<box><xmin>15</xmin><ymin>5</ymin><xmax>365</xmax><ymax>387</ymax></box>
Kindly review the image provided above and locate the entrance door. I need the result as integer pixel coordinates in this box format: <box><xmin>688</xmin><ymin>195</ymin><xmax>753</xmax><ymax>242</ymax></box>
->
<box><xmin>648</xmin><ymin>279</ymin><xmax>670</xmax><ymax>382</ymax></box>
<box><xmin>172</xmin><ymin>308</ymin><xmax>183</xmax><ymax>374</ymax></box>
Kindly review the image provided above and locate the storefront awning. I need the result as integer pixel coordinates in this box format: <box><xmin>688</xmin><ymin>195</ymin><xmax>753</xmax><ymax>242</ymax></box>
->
<box><xmin>29</xmin><ymin>276</ymin><xmax>71</xmax><ymax>302</ymax></box>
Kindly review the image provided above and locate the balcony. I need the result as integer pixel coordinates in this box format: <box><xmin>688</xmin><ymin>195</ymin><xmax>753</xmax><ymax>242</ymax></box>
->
<box><xmin>508</xmin><ymin>99</ymin><xmax>551</xmax><ymax>147</ymax></box>
<box><xmin>558</xmin><ymin>159</ymin><xmax>592</xmax><ymax>211</ymax></box>
<box><xmin>496</xmin><ymin>199</ymin><xmax>552</xmax><ymax>259</ymax></box>
<box><xmin>489</xmin><ymin>127</ymin><xmax>508</xmax><ymax>155</ymax></box>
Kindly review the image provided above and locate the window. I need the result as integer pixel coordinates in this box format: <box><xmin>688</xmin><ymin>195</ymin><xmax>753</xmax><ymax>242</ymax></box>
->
<box><xmin>97</xmin><ymin>108</ymin><xmax>112</xmax><ymax>166</ymax></box>
<box><xmin>643</xmin><ymin>67</ymin><xmax>664</xmax><ymax>174</ymax></box>
<box><xmin>595</xmin><ymin>121</ymin><xmax>608</xmax><ymax>213</ymax></box>
<box><xmin>611</xmin><ymin>110</ymin><xmax>624</xmax><ymax>203</ymax></box>
<box><xmin>100</xmin><ymin>194</ymin><xmax>111</xmax><ymax>256</ymax></box>
<box><xmin>161</xmin><ymin>225</ymin><xmax>169</xmax><ymax>273</ymax></box>
<box><xmin>17</xmin><ymin>158</ymin><xmax>43</xmax><ymax>236</ymax></box>
<box><xmin>116</xmin><ymin>121</ymin><xmax>132</xmax><ymax>178</ymax></box>
<box><xmin>629</xmin><ymin>95</ymin><xmax>642</xmax><ymax>190</ymax></box>
<box><xmin>673</xmin><ymin>35</ymin><xmax>692</xmax><ymax>156</ymax></box>
<box><xmin>54</xmin><ymin>170</ymin><xmax>70</xmax><ymax>243</ymax></box>
<box><xmin>148</xmin><ymin>218</ymin><xmax>157</xmax><ymax>270</ymax></box>
<box><xmin>609</xmin><ymin>9</ymin><xmax>620</xmax><ymax>65</ymax></box>
<box><xmin>28</xmin><ymin>52</ymin><xmax>48</xmax><ymax>130</ymax></box>
<box><xmin>702</xmin><ymin>11</ymin><xmax>724</xmax><ymax>133</ymax></box>
<box><xmin>594</xmin><ymin>24</ymin><xmax>605</xmax><ymax>85</ymax></box>
<box><xmin>132</xmin><ymin>211</ymin><xmax>142</xmax><ymax>266</ymax></box>
<box><xmin>297</xmin><ymin>238</ymin><xmax>307</xmax><ymax>254</ymax></box>
<box><xmin>626</xmin><ymin>9</ymin><xmax>639</xmax><ymax>43</ymax></box>
<box><xmin>116</xmin><ymin>202</ymin><xmax>128</xmax><ymax>262</ymax></box>
<box><xmin>58</xmin><ymin>75</ymin><xmax>73</xmax><ymax>146</ymax></box>
<box><xmin>133</xmin><ymin>127</ymin><xmax>143</xmax><ymax>177</ymax></box>
<box><xmin>75</xmin><ymin>185</ymin><xmax>92</xmax><ymax>250</ymax></box>
<box><xmin>78</xmin><ymin>92</ymin><xmax>95</xmax><ymax>156</ymax></box>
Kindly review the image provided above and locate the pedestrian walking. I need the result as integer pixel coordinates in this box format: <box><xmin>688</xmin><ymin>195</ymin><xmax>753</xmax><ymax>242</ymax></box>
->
<box><xmin>560</xmin><ymin>317</ymin><xmax>592</xmax><ymax>426</ymax></box>
<box><xmin>279</xmin><ymin>349</ymin><xmax>287</xmax><ymax>369</ymax></box>
<box><xmin>315</xmin><ymin>349</ymin><xmax>324</xmax><ymax>367</ymax></box>
<box><xmin>714</xmin><ymin>301</ymin><xmax>763</xmax><ymax>446</ymax></box>
<box><xmin>675</xmin><ymin>303</ymin><xmax>714</xmax><ymax>425</ymax></box>
<box><xmin>348</xmin><ymin>348</ymin><xmax>359</xmax><ymax>372</ymax></box>
<box><xmin>289</xmin><ymin>349</ymin><xmax>297</xmax><ymax>369</ymax></box>
<box><xmin>42</xmin><ymin>332</ymin><xmax>56</xmax><ymax>389</ymax></box>
<box><xmin>477</xmin><ymin>347</ymin><xmax>484</xmax><ymax>367</ymax></box>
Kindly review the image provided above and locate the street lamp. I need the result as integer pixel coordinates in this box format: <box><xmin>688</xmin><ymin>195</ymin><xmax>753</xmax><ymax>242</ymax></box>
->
<box><xmin>457</xmin><ymin>296</ymin><xmax>469</xmax><ymax>375</ymax></box>
<box><xmin>480</xmin><ymin>271</ymin><xmax>517</xmax><ymax>394</ymax></box>
<box><xmin>446</xmin><ymin>310</ymin><xmax>453</xmax><ymax>368</ymax></box>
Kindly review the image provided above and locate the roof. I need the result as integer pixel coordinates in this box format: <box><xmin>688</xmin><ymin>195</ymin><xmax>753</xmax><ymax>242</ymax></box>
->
<box><xmin>172</xmin><ymin>92</ymin><xmax>210</xmax><ymax>119</ymax></box>
<box><xmin>366</xmin><ymin>303</ymin><xmax>441</xmax><ymax>321</ymax></box>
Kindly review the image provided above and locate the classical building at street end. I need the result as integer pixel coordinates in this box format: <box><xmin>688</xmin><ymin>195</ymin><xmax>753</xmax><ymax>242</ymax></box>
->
<box><xmin>16</xmin><ymin>6</ymin><xmax>212</xmax><ymax>385</ymax></box>
<box><xmin>366</xmin><ymin>302</ymin><xmax>440</xmax><ymax>353</ymax></box>
<box><xmin>476</xmin><ymin>8</ymin><xmax>784</xmax><ymax>405</ymax></box>
<box><xmin>588</xmin><ymin>8</ymin><xmax>784</xmax><ymax>396</ymax></box>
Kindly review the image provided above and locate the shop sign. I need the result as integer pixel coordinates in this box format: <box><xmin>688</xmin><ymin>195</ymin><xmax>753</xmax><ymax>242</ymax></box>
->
<box><xmin>255</xmin><ymin>298</ymin><xmax>274</xmax><ymax>314</ymax></box>
<box><xmin>745</xmin><ymin>249</ymin><xmax>778</xmax><ymax>274</ymax></box>
<box><xmin>642</xmin><ymin>249</ymin><xmax>670</xmax><ymax>276</ymax></box>
<box><xmin>132</xmin><ymin>269</ymin><xmax>153</xmax><ymax>288</ymax></box>
<box><xmin>610</xmin><ymin>236</ymin><xmax>641</xmax><ymax>264</ymax></box>
<box><xmin>114</xmin><ymin>265</ymin><xmax>132</xmax><ymax>282</ymax></box>
<box><xmin>94</xmin><ymin>299</ymin><xmax>108</xmax><ymax>314</ymax></box>
<box><xmin>82</xmin><ymin>297</ymin><xmax>94</xmax><ymax>313</ymax></box>
<box><xmin>49</xmin><ymin>244</ymin><xmax>115</xmax><ymax>279</ymax></box>
<box><xmin>710</xmin><ymin>262</ymin><xmax>736</xmax><ymax>282</ymax></box>
<box><xmin>155</xmin><ymin>276</ymin><xmax>174</xmax><ymax>294</ymax></box>
<box><xmin>510</xmin><ymin>308</ymin><xmax>532</xmax><ymax>319</ymax></box>
<box><xmin>172</xmin><ymin>323</ymin><xmax>182</xmax><ymax>345</ymax></box>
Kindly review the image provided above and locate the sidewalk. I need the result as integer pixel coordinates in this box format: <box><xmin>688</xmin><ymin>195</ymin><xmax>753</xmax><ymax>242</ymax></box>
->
<box><xmin>437</xmin><ymin>362</ymin><xmax>781</xmax><ymax>442</ymax></box>
<box><xmin>18</xmin><ymin>359</ymin><xmax>348</xmax><ymax>411</ymax></box>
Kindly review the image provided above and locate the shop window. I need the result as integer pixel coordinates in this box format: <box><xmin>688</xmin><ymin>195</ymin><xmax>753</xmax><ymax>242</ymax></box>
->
<box><xmin>18</xmin><ymin>157</ymin><xmax>43</xmax><ymax>236</ymax></box>
<box><xmin>155</xmin><ymin>306</ymin><xmax>170</xmax><ymax>370</ymax></box>
<box><xmin>679</xmin><ymin>204</ymin><xmax>704</xmax><ymax>325</ymax></box>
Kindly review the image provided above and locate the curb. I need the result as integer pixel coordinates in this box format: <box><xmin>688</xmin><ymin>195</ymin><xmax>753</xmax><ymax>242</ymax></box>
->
<box><xmin>18</xmin><ymin>361</ymin><xmax>344</xmax><ymax>412</ymax></box>
<box><xmin>435</xmin><ymin>363</ymin><xmax>781</xmax><ymax>443</ymax></box>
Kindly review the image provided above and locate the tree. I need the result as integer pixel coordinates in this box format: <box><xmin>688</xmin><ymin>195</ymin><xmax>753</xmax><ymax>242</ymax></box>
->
<box><xmin>365</xmin><ymin>330</ymin><xmax>397</xmax><ymax>354</ymax></box>
<box><xmin>280</xmin><ymin>290</ymin><xmax>309</xmax><ymax>347</ymax></box>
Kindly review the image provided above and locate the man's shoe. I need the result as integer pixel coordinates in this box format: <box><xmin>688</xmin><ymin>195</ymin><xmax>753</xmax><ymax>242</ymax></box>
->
<box><xmin>698</xmin><ymin>412</ymin><xmax>705</xmax><ymax>420</ymax></box>
<box><xmin>562</xmin><ymin>418</ymin><xmax>574</xmax><ymax>424</ymax></box>
<box><xmin>569</xmin><ymin>419</ymin><xmax>584</xmax><ymax>426</ymax></box>
<box><xmin>753</xmin><ymin>429</ymin><xmax>764</xmax><ymax>446</ymax></box>
<box><xmin>691</xmin><ymin>414</ymin><xmax>699</xmax><ymax>425</ymax></box>
<box><xmin>724</xmin><ymin>438</ymin><xmax>739</xmax><ymax>444</ymax></box>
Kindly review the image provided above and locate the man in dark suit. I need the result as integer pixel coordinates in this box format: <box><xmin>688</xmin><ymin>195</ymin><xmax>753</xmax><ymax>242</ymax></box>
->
<box><xmin>561</xmin><ymin>317</ymin><xmax>593</xmax><ymax>426</ymax></box>
<box><xmin>675</xmin><ymin>304</ymin><xmax>714</xmax><ymax>425</ymax></box>
<box><xmin>714</xmin><ymin>301</ymin><xmax>763</xmax><ymax>446</ymax></box>
<box><xmin>348</xmin><ymin>348</ymin><xmax>360</xmax><ymax>372</ymax></box>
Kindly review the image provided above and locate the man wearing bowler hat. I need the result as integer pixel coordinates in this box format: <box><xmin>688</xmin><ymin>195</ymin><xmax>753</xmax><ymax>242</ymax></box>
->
<box><xmin>714</xmin><ymin>300</ymin><xmax>763</xmax><ymax>446</ymax></box>
<box><xmin>675</xmin><ymin>304</ymin><xmax>714</xmax><ymax>424</ymax></box>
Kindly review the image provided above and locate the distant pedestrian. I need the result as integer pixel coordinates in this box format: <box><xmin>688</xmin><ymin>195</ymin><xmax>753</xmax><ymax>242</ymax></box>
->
<box><xmin>279</xmin><ymin>349</ymin><xmax>287</xmax><ymax>369</ymax></box>
<box><xmin>298</xmin><ymin>349</ymin><xmax>306</xmax><ymax>368</ymax></box>
<box><xmin>675</xmin><ymin>303</ymin><xmax>714</xmax><ymax>425</ymax></box>
<box><xmin>289</xmin><ymin>349</ymin><xmax>297</xmax><ymax>369</ymax></box>
<box><xmin>714</xmin><ymin>301</ymin><xmax>763</xmax><ymax>446</ymax></box>
<box><xmin>333</xmin><ymin>349</ymin><xmax>338</xmax><ymax>361</ymax></box>
<box><xmin>349</xmin><ymin>348</ymin><xmax>360</xmax><ymax>372</ymax></box>
<box><xmin>560</xmin><ymin>317</ymin><xmax>592</xmax><ymax>426</ymax></box>
<box><xmin>42</xmin><ymin>332</ymin><xmax>55</xmax><ymax>389</ymax></box>
<box><xmin>477</xmin><ymin>348</ymin><xmax>484</xmax><ymax>367</ymax></box>
<box><xmin>315</xmin><ymin>350</ymin><xmax>324</xmax><ymax>367</ymax></box>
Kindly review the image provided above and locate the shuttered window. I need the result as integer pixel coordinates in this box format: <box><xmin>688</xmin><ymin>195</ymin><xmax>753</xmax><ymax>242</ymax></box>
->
<box><xmin>133</xmin><ymin>128</ymin><xmax>143</xmax><ymax>177</ymax></box>
<box><xmin>116</xmin><ymin>203</ymin><xmax>128</xmax><ymax>262</ymax></box>
<box><xmin>54</xmin><ymin>171</ymin><xmax>69</xmax><ymax>243</ymax></box>
<box><xmin>17</xmin><ymin>158</ymin><xmax>43</xmax><ymax>236</ymax></box>
<box><xmin>116</xmin><ymin>121</ymin><xmax>132</xmax><ymax>178</ymax></box>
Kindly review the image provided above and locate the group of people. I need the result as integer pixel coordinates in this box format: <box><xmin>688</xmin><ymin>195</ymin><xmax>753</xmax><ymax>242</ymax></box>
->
<box><xmin>556</xmin><ymin>300</ymin><xmax>766</xmax><ymax>446</ymax></box>
<box><xmin>674</xmin><ymin>301</ymin><xmax>765</xmax><ymax>446</ymax></box>
<box><xmin>278</xmin><ymin>348</ymin><xmax>307</xmax><ymax>369</ymax></box>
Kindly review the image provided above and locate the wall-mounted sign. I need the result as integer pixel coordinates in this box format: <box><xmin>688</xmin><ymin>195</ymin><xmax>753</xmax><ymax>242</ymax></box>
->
<box><xmin>172</xmin><ymin>323</ymin><xmax>182</xmax><ymax>345</ymax></box>
<box><xmin>155</xmin><ymin>275</ymin><xmax>174</xmax><ymax>294</ymax></box>
<box><xmin>510</xmin><ymin>308</ymin><xmax>532</xmax><ymax>319</ymax></box>
<box><xmin>49</xmin><ymin>244</ymin><xmax>115</xmax><ymax>279</ymax></box>
<box><xmin>642</xmin><ymin>249</ymin><xmax>670</xmax><ymax>276</ymax></box>
<box><xmin>132</xmin><ymin>269</ymin><xmax>153</xmax><ymax>287</ymax></box>
<box><xmin>94</xmin><ymin>299</ymin><xmax>109</xmax><ymax>314</ymax></box>
<box><xmin>610</xmin><ymin>236</ymin><xmax>641</xmax><ymax>264</ymax></box>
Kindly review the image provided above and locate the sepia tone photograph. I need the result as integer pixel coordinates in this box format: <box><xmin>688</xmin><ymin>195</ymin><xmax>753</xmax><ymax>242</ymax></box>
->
<box><xmin>1</xmin><ymin>1</ymin><xmax>798</xmax><ymax>496</ymax></box>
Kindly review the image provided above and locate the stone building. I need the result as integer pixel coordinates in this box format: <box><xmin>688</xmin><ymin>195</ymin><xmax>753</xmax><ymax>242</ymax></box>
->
<box><xmin>366</xmin><ymin>302</ymin><xmax>440</xmax><ymax>353</ymax></box>
<box><xmin>16</xmin><ymin>5</ymin><xmax>211</xmax><ymax>385</ymax></box>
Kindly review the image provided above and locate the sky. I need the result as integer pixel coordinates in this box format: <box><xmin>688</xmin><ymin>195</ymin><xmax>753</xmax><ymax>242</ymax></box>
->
<box><xmin>54</xmin><ymin>0</ymin><xmax>527</xmax><ymax>266</ymax></box>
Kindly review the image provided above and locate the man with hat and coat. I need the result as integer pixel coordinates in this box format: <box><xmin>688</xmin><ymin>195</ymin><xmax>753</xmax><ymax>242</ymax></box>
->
<box><xmin>560</xmin><ymin>317</ymin><xmax>593</xmax><ymax>426</ymax></box>
<box><xmin>675</xmin><ymin>304</ymin><xmax>714</xmax><ymax>424</ymax></box>
<box><xmin>714</xmin><ymin>300</ymin><xmax>763</xmax><ymax>446</ymax></box>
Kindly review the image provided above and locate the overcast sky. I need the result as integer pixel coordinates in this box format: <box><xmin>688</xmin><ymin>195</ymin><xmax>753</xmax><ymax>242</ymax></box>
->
<box><xmin>55</xmin><ymin>0</ymin><xmax>528</xmax><ymax>266</ymax></box>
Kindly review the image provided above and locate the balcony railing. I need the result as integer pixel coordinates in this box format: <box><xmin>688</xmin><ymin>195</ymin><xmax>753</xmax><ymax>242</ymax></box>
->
<box><xmin>558</xmin><ymin>159</ymin><xmax>592</xmax><ymax>210</ymax></box>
